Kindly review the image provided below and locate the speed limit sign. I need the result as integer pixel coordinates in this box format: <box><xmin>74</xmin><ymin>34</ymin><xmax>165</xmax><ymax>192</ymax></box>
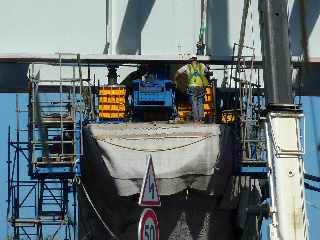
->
<box><xmin>138</xmin><ymin>208</ymin><xmax>159</xmax><ymax>240</ymax></box>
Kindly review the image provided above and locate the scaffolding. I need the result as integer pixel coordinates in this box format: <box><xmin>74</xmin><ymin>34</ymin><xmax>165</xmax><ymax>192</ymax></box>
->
<box><xmin>228</xmin><ymin>43</ymin><xmax>267</xmax><ymax>178</ymax></box>
<box><xmin>7</xmin><ymin>53</ymin><xmax>87</xmax><ymax>239</ymax></box>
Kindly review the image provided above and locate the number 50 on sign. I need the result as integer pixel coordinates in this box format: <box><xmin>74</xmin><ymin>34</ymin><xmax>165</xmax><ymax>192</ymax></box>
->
<box><xmin>138</xmin><ymin>208</ymin><xmax>159</xmax><ymax>240</ymax></box>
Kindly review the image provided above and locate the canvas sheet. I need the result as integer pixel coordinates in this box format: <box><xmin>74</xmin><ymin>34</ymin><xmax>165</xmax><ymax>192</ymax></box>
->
<box><xmin>83</xmin><ymin>123</ymin><xmax>236</xmax><ymax>196</ymax></box>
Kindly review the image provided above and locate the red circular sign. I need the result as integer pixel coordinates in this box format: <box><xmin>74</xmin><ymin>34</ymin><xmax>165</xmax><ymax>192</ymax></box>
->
<box><xmin>138</xmin><ymin>208</ymin><xmax>159</xmax><ymax>240</ymax></box>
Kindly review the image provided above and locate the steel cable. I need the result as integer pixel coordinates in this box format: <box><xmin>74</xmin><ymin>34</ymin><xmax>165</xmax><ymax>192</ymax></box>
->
<box><xmin>95</xmin><ymin>134</ymin><xmax>215</xmax><ymax>152</ymax></box>
<box><xmin>304</xmin><ymin>173</ymin><xmax>320</xmax><ymax>182</ymax></box>
<box><xmin>76</xmin><ymin>177</ymin><xmax>118</xmax><ymax>240</ymax></box>
<box><xmin>304</xmin><ymin>182</ymin><xmax>320</xmax><ymax>193</ymax></box>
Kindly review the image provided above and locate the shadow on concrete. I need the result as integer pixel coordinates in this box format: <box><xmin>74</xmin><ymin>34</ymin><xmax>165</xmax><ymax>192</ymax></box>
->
<box><xmin>207</xmin><ymin>0</ymin><xmax>231</xmax><ymax>56</ymax></box>
<box><xmin>104</xmin><ymin>0</ymin><xmax>110</xmax><ymax>54</ymax></box>
<box><xmin>289</xmin><ymin>0</ymin><xmax>320</xmax><ymax>56</ymax></box>
<box><xmin>80</xmin><ymin>126</ymin><xmax>122</xmax><ymax>239</ymax></box>
<box><xmin>116</xmin><ymin>0</ymin><xmax>156</xmax><ymax>55</ymax></box>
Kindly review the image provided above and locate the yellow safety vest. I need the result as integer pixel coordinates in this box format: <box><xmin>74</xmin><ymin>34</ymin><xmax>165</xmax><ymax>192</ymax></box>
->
<box><xmin>186</xmin><ymin>63</ymin><xmax>209</xmax><ymax>87</ymax></box>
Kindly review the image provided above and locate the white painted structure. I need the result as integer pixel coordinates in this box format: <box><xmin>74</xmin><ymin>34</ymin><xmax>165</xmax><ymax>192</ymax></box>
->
<box><xmin>1</xmin><ymin>0</ymin><xmax>319</xmax><ymax>57</ymax></box>
<box><xmin>0</xmin><ymin>0</ymin><xmax>320</xmax><ymax>93</ymax></box>
<box><xmin>266</xmin><ymin>112</ymin><xmax>309</xmax><ymax>240</ymax></box>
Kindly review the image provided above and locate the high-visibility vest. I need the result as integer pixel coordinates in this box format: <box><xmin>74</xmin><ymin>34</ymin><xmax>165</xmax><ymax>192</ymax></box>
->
<box><xmin>186</xmin><ymin>63</ymin><xmax>209</xmax><ymax>87</ymax></box>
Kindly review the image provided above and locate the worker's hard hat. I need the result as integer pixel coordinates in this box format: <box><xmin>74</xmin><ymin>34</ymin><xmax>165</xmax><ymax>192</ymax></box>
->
<box><xmin>190</xmin><ymin>54</ymin><xmax>197</xmax><ymax>60</ymax></box>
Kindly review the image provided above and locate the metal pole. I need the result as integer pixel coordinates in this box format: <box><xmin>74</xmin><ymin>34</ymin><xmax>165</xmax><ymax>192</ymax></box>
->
<box><xmin>7</xmin><ymin>126</ymin><xmax>11</xmax><ymax>210</ymax></box>
<box><xmin>107</xmin><ymin>65</ymin><xmax>118</xmax><ymax>85</ymax></box>
<box><xmin>259</xmin><ymin>0</ymin><xmax>293</xmax><ymax>105</ymax></box>
<box><xmin>28</xmin><ymin>80</ymin><xmax>32</xmax><ymax>177</ymax></box>
<box><xmin>15</xmin><ymin>94</ymin><xmax>20</xmax><ymax>239</ymax></box>
<box><xmin>73</xmin><ymin>181</ymin><xmax>77</xmax><ymax>240</ymax></box>
<box><xmin>238</xmin><ymin>0</ymin><xmax>251</xmax><ymax>59</ymax></box>
<box><xmin>7</xmin><ymin>126</ymin><xmax>11</xmax><ymax>239</ymax></box>
<box><xmin>266</xmin><ymin>112</ymin><xmax>308</xmax><ymax>240</ymax></box>
<box><xmin>264</xmin><ymin>121</ymin><xmax>278</xmax><ymax>230</ymax></box>
<box><xmin>60</xmin><ymin>54</ymin><xmax>64</xmax><ymax>157</ymax></box>
<box><xmin>258</xmin><ymin>1</ymin><xmax>308</xmax><ymax>239</ymax></box>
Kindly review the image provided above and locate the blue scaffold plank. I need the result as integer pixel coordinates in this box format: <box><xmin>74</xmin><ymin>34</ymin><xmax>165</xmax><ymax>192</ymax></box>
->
<box><xmin>235</xmin><ymin>167</ymin><xmax>269</xmax><ymax>179</ymax></box>
<box><xmin>33</xmin><ymin>159</ymin><xmax>81</xmax><ymax>179</ymax></box>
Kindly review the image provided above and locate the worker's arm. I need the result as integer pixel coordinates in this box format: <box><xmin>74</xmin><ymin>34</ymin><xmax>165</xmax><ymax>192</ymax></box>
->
<box><xmin>177</xmin><ymin>65</ymin><xmax>188</xmax><ymax>74</ymax></box>
<box><xmin>202</xmin><ymin>63</ymin><xmax>209</xmax><ymax>73</ymax></box>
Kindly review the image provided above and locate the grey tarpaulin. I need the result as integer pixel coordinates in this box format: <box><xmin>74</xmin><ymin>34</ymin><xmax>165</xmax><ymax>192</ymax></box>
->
<box><xmin>82</xmin><ymin>123</ymin><xmax>234</xmax><ymax>196</ymax></box>
<box><xmin>79</xmin><ymin>123</ymin><xmax>261</xmax><ymax>239</ymax></box>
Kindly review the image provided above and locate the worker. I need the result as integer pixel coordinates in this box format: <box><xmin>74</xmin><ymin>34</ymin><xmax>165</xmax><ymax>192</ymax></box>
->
<box><xmin>49</xmin><ymin>125</ymin><xmax>74</xmax><ymax>160</ymax></box>
<box><xmin>176</xmin><ymin>54</ymin><xmax>209</xmax><ymax>121</ymax></box>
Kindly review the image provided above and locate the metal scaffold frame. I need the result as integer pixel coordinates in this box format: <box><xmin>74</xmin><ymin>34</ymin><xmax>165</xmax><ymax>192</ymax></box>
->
<box><xmin>29</xmin><ymin>54</ymin><xmax>84</xmax><ymax>178</ymax></box>
<box><xmin>224</xmin><ymin>42</ymin><xmax>267</xmax><ymax>178</ymax></box>
<box><xmin>6</xmin><ymin>53</ymin><xmax>89</xmax><ymax>239</ymax></box>
<box><xmin>7</xmin><ymin>99</ymin><xmax>77</xmax><ymax>239</ymax></box>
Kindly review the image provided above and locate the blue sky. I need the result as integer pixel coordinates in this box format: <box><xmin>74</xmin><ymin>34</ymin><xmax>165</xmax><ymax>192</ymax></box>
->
<box><xmin>0</xmin><ymin>94</ymin><xmax>319</xmax><ymax>239</ymax></box>
<box><xmin>301</xmin><ymin>97</ymin><xmax>320</xmax><ymax>239</ymax></box>
<box><xmin>0</xmin><ymin>94</ymin><xmax>29</xmax><ymax>238</ymax></box>
<box><xmin>0</xmin><ymin>94</ymin><xmax>18</xmax><ymax>238</ymax></box>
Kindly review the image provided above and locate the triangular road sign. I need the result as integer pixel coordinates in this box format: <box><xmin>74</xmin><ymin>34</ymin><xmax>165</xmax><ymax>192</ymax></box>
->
<box><xmin>138</xmin><ymin>155</ymin><xmax>161</xmax><ymax>207</ymax></box>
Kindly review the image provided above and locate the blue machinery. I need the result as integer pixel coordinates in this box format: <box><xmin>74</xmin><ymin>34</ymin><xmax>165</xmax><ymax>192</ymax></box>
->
<box><xmin>132</xmin><ymin>79</ymin><xmax>174</xmax><ymax>108</ymax></box>
<box><xmin>132</xmin><ymin>79</ymin><xmax>175</xmax><ymax>120</ymax></box>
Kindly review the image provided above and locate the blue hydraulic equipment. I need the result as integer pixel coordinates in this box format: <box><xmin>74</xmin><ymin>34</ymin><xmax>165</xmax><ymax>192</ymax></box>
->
<box><xmin>132</xmin><ymin>79</ymin><xmax>175</xmax><ymax>120</ymax></box>
<box><xmin>132</xmin><ymin>79</ymin><xmax>174</xmax><ymax>108</ymax></box>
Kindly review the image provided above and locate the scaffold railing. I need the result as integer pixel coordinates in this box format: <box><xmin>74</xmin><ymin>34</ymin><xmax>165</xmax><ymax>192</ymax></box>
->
<box><xmin>6</xmin><ymin>53</ymin><xmax>90</xmax><ymax>239</ymax></box>
<box><xmin>229</xmin><ymin>43</ymin><xmax>267</xmax><ymax>178</ymax></box>
<box><xmin>29</xmin><ymin>53</ymin><xmax>85</xmax><ymax>178</ymax></box>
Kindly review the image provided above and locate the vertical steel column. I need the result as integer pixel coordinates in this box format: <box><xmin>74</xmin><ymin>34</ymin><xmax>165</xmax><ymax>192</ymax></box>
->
<box><xmin>107</xmin><ymin>65</ymin><xmax>118</xmax><ymax>85</ymax></box>
<box><xmin>73</xmin><ymin>182</ymin><xmax>77</xmax><ymax>240</ymax></box>
<box><xmin>265</xmin><ymin>112</ymin><xmax>308</xmax><ymax>240</ymax></box>
<box><xmin>259</xmin><ymin>0</ymin><xmax>293</xmax><ymax>105</ymax></box>
<box><xmin>259</xmin><ymin>0</ymin><xmax>309</xmax><ymax>239</ymax></box>
<box><xmin>28</xmin><ymin>84</ymin><xmax>32</xmax><ymax>177</ymax></box>
<box><xmin>7</xmin><ymin>126</ymin><xmax>11</xmax><ymax>217</ymax></box>
<box><xmin>15</xmin><ymin>95</ymin><xmax>20</xmax><ymax>239</ymax></box>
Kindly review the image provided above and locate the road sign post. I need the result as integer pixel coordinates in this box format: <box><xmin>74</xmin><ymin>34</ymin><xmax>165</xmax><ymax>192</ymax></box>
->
<box><xmin>138</xmin><ymin>208</ymin><xmax>160</xmax><ymax>240</ymax></box>
<box><xmin>138</xmin><ymin>155</ymin><xmax>161</xmax><ymax>239</ymax></box>
<box><xmin>138</xmin><ymin>155</ymin><xmax>161</xmax><ymax>207</ymax></box>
